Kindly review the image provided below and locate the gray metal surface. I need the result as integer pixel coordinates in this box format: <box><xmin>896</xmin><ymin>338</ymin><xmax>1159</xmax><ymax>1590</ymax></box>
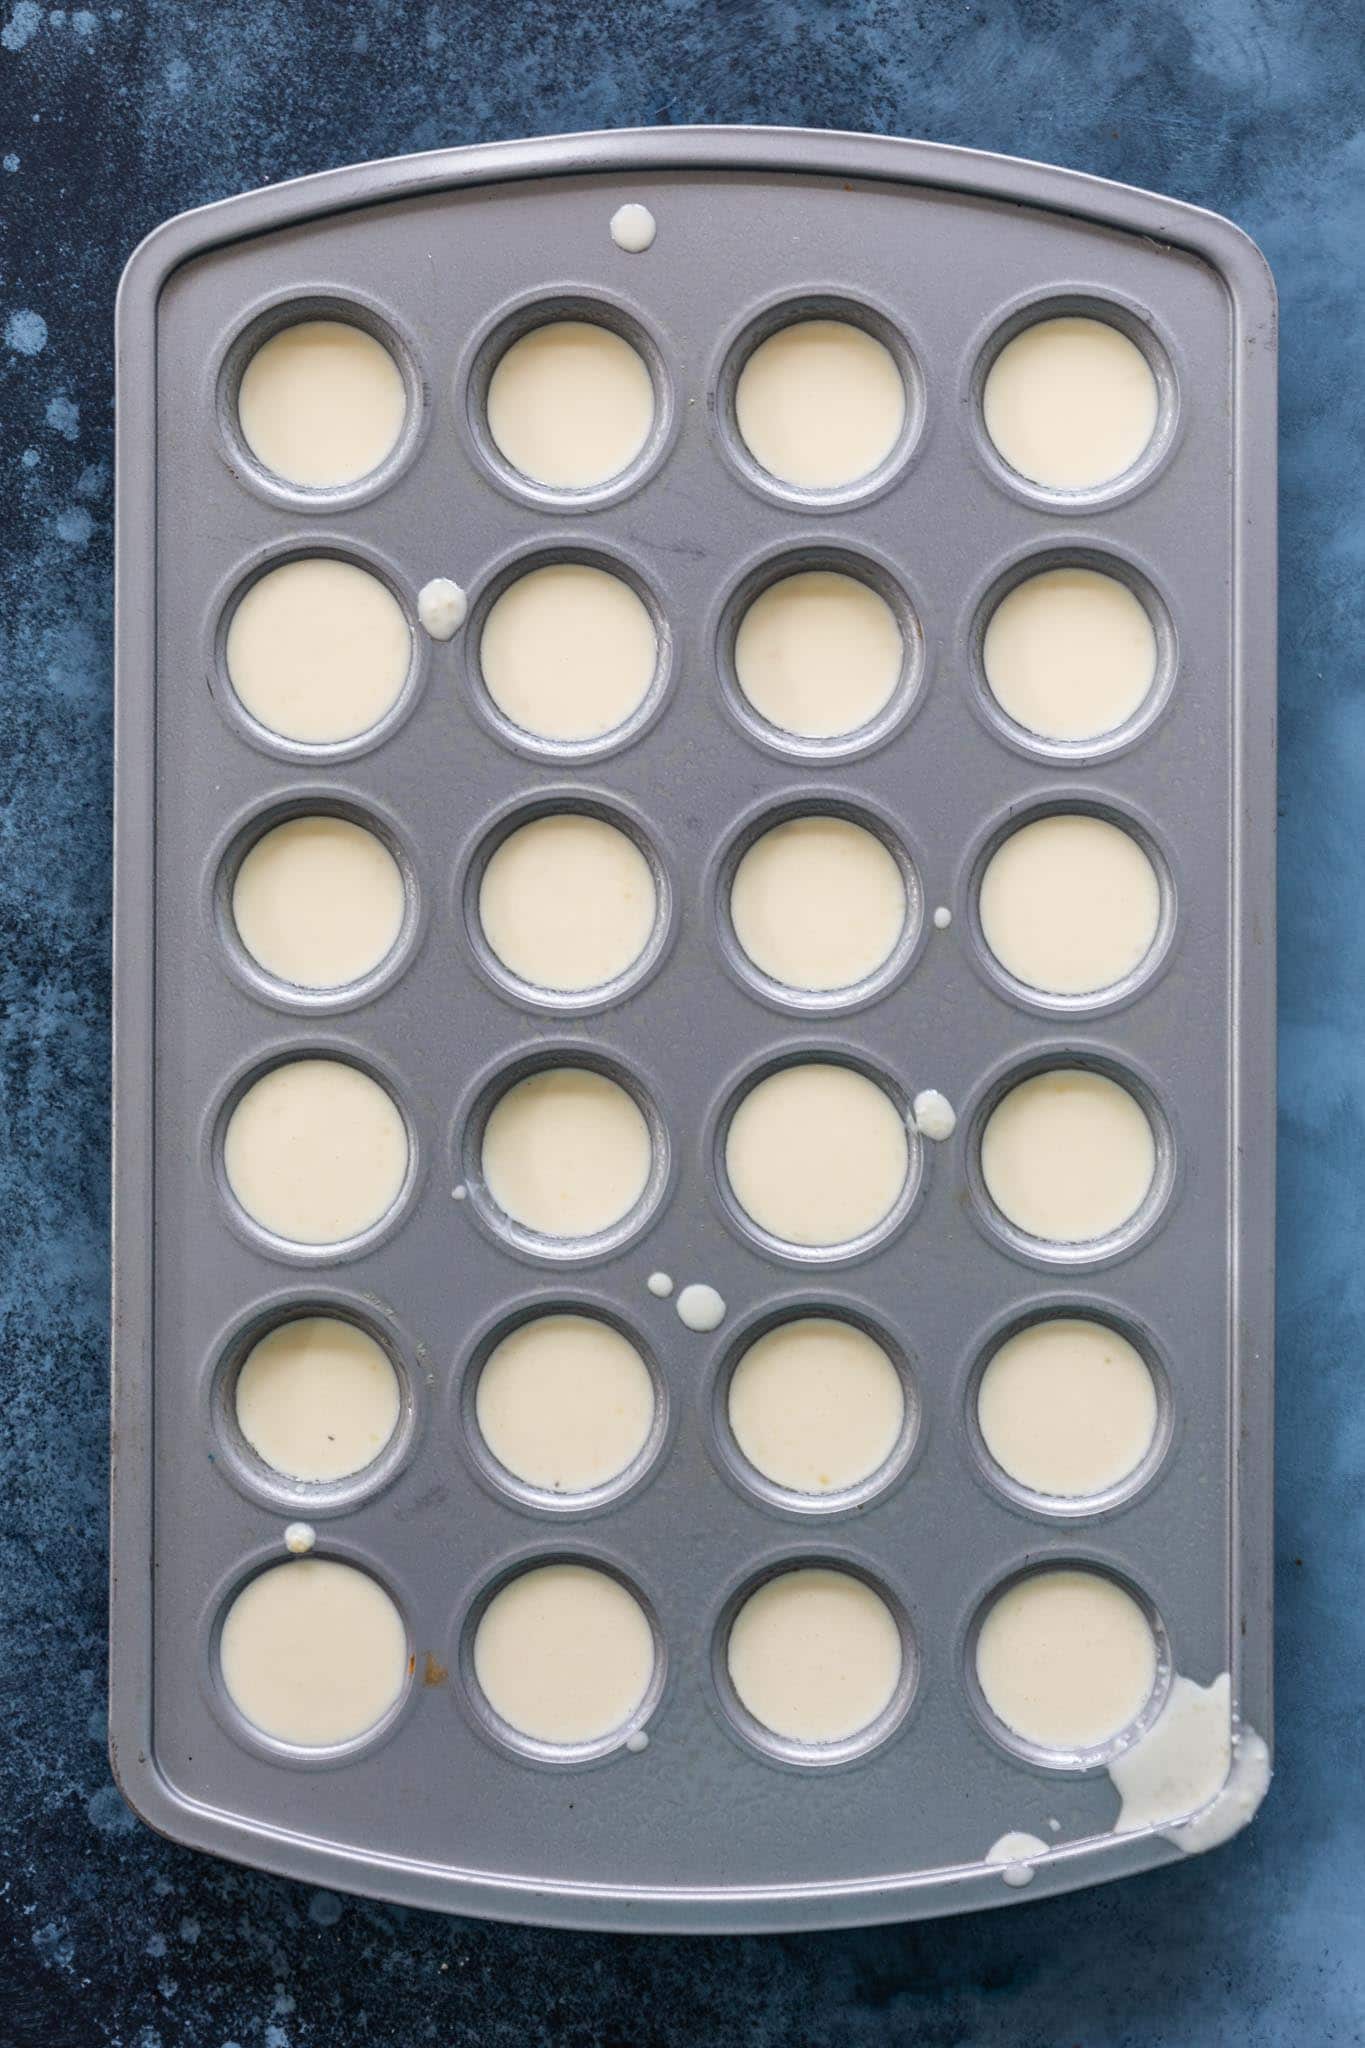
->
<box><xmin>111</xmin><ymin>127</ymin><xmax>1277</xmax><ymax>1932</ymax></box>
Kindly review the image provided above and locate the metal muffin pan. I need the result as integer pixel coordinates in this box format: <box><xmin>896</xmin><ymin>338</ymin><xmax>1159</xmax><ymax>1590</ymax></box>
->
<box><xmin>112</xmin><ymin>127</ymin><xmax>1276</xmax><ymax>1931</ymax></box>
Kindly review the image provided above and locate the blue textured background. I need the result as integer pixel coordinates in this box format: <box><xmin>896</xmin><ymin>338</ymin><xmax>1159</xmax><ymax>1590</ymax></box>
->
<box><xmin>2</xmin><ymin>3</ymin><xmax>1362</xmax><ymax>2042</ymax></box>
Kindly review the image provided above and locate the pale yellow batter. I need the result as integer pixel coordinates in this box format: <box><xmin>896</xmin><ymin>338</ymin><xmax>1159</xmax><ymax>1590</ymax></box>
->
<box><xmin>235</xmin><ymin>1315</ymin><xmax>401</xmax><ymax>1482</ymax></box>
<box><xmin>476</xmin><ymin>1313</ymin><xmax>655</xmax><ymax>1493</ymax></box>
<box><xmin>980</xmin><ymin>1068</ymin><xmax>1156</xmax><ymax>1244</ymax></box>
<box><xmin>983</xmin><ymin>316</ymin><xmax>1158</xmax><ymax>490</ymax></box>
<box><xmin>729</xmin><ymin>816</ymin><xmax>906</xmax><ymax>992</ymax></box>
<box><xmin>237</xmin><ymin>320</ymin><xmax>406</xmax><ymax>488</ymax></box>
<box><xmin>734</xmin><ymin>570</ymin><xmax>902</xmax><ymax>741</ymax></box>
<box><xmin>478</xmin><ymin>813</ymin><xmax>657</xmax><ymax>992</ymax></box>
<box><xmin>976</xmin><ymin>1568</ymin><xmax>1158</xmax><ymax>1750</ymax></box>
<box><xmin>982</xmin><ymin>566</ymin><xmax>1157</xmax><ymax>744</ymax></box>
<box><xmin>977</xmin><ymin>1318</ymin><xmax>1159</xmax><ymax>1497</ymax></box>
<box><xmin>727</xmin><ymin>1568</ymin><xmax>902</xmax><ymax>1743</ymax></box>
<box><xmin>232</xmin><ymin>815</ymin><xmax>405</xmax><ymax>990</ymax></box>
<box><xmin>486</xmin><ymin>320</ymin><xmax>654</xmax><ymax>487</ymax></box>
<box><xmin>735</xmin><ymin>320</ymin><xmax>905</xmax><ymax>488</ymax></box>
<box><xmin>479</xmin><ymin>563</ymin><xmax>657</xmax><ymax>743</ymax></box>
<box><xmin>219</xmin><ymin>1558</ymin><xmax>407</xmax><ymax>1746</ymax></box>
<box><xmin>725</xmin><ymin>1062</ymin><xmax>908</xmax><ymax>1248</ymax></box>
<box><xmin>226</xmin><ymin>556</ymin><xmax>411</xmax><ymax>747</ymax></box>
<box><xmin>481</xmin><ymin>1067</ymin><xmax>652</xmax><ymax>1239</ymax></box>
<box><xmin>473</xmin><ymin>1563</ymin><xmax>654</xmax><ymax>1744</ymax></box>
<box><xmin>979</xmin><ymin>813</ymin><xmax>1161</xmax><ymax>996</ymax></box>
<box><xmin>728</xmin><ymin>1317</ymin><xmax>904</xmax><ymax>1494</ymax></box>
<box><xmin>223</xmin><ymin>1058</ymin><xmax>409</xmax><ymax>1246</ymax></box>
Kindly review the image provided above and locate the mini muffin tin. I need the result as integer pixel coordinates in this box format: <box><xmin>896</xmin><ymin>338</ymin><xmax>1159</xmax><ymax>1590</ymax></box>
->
<box><xmin>111</xmin><ymin>127</ymin><xmax>1276</xmax><ymax>1931</ymax></box>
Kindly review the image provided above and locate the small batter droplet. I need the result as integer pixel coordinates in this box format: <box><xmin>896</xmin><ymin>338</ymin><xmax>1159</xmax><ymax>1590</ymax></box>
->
<box><xmin>933</xmin><ymin>906</ymin><xmax>952</xmax><ymax>931</ymax></box>
<box><xmin>417</xmin><ymin>577</ymin><xmax>467</xmax><ymax>640</ymax></box>
<box><xmin>912</xmin><ymin>1088</ymin><xmax>956</xmax><ymax>1142</ymax></box>
<box><xmin>646</xmin><ymin>1270</ymin><xmax>674</xmax><ymax>1298</ymax></box>
<box><xmin>986</xmin><ymin>1830</ymin><xmax>1048</xmax><ymax>1887</ymax></box>
<box><xmin>676</xmin><ymin>1283</ymin><xmax>725</xmax><ymax>1332</ymax></box>
<box><xmin>624</xmin><ymin>1728</ymin><xmax>650</xmax><ymax>1753</ymax></box>
<box><xmin>283</xmin><ymin>1521</ymin><xmax>316</xmax><ymax>1555</ymax></box>
<box><xmin>610</xmin><ymin>203</ymin><xmax>656</xmax><ymax>253</ymax></box>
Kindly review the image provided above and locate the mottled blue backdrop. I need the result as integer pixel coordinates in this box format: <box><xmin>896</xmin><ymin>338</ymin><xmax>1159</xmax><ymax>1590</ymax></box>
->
<box><xmin>2</xmin><ymin>2</ymin><xmax>1362</xmax><ymax>2043</ymax></box>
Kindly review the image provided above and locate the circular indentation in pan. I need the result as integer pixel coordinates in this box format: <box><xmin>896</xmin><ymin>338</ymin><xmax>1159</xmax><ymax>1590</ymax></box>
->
<box><xmin>968</xmin><ymin>543</ymin><xmax>1176</xmax><ymax>764</ymax></box>
<box><xmin>965</xmin><ymin>794</ymin><xmax>1176</xmax><ymax>1018</ymax></box>
<box><xmin>967</xmin><ymin>291</ymin><xmax>1180</xmax><ymax>512</ymax></box>
<box><xmin>458</xmin><ymin>1297</ymin><xmax>669</xmax><ymax>1516</ymax></box>
<box><xmin>216</xmin><ymin>292</ymin><xmax>426</xmax><ymax>511</ymax></box>
<box><xmin>962</xmin><ymin>1298</ymin><xmax>1173</xmax><ymax>1520</ymax></box>
<box><xmin>211</xmin><ymin>1046</ymin><xmax>421</xmax><ymax>1265</ymax></box>
<box><xmin>713</xmin><ymin>293</ymin><xmax>923</xmax><ymax>510</ymax></box>
<box><xmin>211</xmin><ymin>790</ymin><xmax>421</xmax><ymax>1015</ymax></box>
<box><xmin>963</xmin><ymin>1559</ymin><xmax>1171</xmax><ymax>1772</ymax></box>
<box><xmin>212</xmin><ymin>538</ymin><xmax>424</xmax><ymax>764</ymax></box>
<box><xmin>458</xmin><ymin>1045</ymin><xmax>670</xmax><ymax>1263</ymax></box>
<box><xmin>713</xmin><ymin>1048</ymin><xmax>920</xmax><ymax>1265</ymax></box>
<box><xmin>460</xmin><ymin>791</ymin><xmax>673</xmax><ymax>1013</ymax></box>
<box><xmin>206</xmin><ymin>1545</ymin><xmax>417</xmax><ymax>1767</ymax></box>
<box><xmin>458</xmin><ymin>1552</ymin><xmax>666</xmax><ymax>1764</ymax></box>
<box><xmin>463</xmin><ymin>291</ymin><xmax>676</xmax><ymax>511</ymax></box>
<box><xmin>714</xmin><ymin>541</ymin><xmax>923</xmax><ymax>764</ymax></box>
<box><xmin>465</xmin><ymin>541</ymin><xmax>671</xmax><ymax>763</ymax></box>
<box><xmin>207</xmin><ymin>1292</ymin><xmax>421</xmax><ymax>1515</ymax></box>
<box><xmin>711</xmin><ymin>1555</ymin><xmax>917</xmax><ymax>1767</ymax></box>
<box><xmin>966</xmin><ymin>1049</ymin><xmax>1175</xmax><ymax>1269</ymax></box>
<box><xmin>709</xmin><ymin>1299</ymin><xmax>920</xmax><ymax>1516</ymax></box>
<box><xmin>712</xmin><ymin>793</ymin><xmax>923</xmax><ymax>1014</ymax></box>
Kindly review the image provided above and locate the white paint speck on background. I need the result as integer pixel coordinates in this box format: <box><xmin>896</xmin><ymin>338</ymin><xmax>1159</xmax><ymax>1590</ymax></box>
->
<box><xmin>4</xmin><ymin>308</ymin><xmax>47</xmax><ymax>355</ymax></box>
